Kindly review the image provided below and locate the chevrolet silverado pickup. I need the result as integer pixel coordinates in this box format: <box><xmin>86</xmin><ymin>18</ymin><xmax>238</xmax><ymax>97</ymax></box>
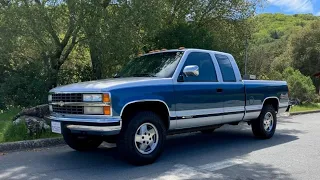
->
<box><xmin>48</xmin><ymin>48</ymin><xmax>290</xmax><ymax>165</ymax></box>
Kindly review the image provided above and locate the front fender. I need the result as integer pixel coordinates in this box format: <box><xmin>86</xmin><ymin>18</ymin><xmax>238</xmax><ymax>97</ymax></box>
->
<box><xmin>110</xmin><ymin>85</ymin><xmax>175</xmax><ymax>117</ymax></box>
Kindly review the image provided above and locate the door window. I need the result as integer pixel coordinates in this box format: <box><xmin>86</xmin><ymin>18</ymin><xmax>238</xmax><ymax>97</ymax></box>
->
<box><xmin>182</xmin><ymin>52</ymin><xmax>217</xmax><ymax>82</ymax></box>
<box><xmin>215</xmin><ymin>54</ymin><xmax>236</xmax><ymax>82</ymax></box>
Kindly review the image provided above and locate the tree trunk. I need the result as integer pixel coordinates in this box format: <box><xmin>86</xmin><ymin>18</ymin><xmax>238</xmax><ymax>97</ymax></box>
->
<box><xmin>89</xmin><ymin>44</ymin><xmax>103</xmax><ymax>80</ymax></box>
<box><xmin>47</xmin><ymin>69</ymin><xmax>59</xmax><ymax>91</ymax></box>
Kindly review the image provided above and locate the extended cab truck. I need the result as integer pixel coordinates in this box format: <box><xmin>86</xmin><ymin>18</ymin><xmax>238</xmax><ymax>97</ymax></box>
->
<box><xmin>48</xmin><ymin>49</ymin><xmax>289</xmax><ymax>165</ymax></box>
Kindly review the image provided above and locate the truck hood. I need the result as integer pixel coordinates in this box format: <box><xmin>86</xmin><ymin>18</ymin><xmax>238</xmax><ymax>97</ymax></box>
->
<box><xmin>49</xmin><ymin>77</ymin><xmax>172</xmax><ymax>93</ymax></box>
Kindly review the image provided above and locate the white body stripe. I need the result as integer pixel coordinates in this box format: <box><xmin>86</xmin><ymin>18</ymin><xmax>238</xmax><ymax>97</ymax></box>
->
<box><xmin>224</xmin><ymin>106</ymin><xmax>245</xmax><ymax>113</ymax></box>
<box><xmin>245</xmin><ymin>105</ymin><xmax>262</xmax><ymax>111</ymax></box>
<box><xmin>175</xmin><ymin>108</ymin><xmax>224</xmax><ymax>117</ymax></box>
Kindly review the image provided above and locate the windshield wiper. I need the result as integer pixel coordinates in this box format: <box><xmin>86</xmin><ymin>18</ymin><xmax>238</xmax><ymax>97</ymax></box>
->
<box><xmin>131</xmin><ymin>73</ymin><xmax>157</xmax><ymax>77</ymax></box>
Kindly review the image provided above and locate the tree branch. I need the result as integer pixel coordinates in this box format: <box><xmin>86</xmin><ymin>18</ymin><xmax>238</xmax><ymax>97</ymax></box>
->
<box><xmin>33</xmin><ymin>0</ymin><xmax>61</xmax><ymax>47</ymax></box>
<box><xmin>59</xmin><ymin>26</ymin><xmax>81</xmax><ymax>64</ymax></box>
<box><xmin>61</xmin><ymin>1</ymin><xmax>77</xmax><ymax>48</ymax></box>
<box><xmin>198</xmin><ymin>0</ymin><xmax>219</xmax><ymax>25</ymax></box>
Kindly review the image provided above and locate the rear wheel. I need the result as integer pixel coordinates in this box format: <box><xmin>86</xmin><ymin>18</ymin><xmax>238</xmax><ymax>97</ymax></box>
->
<box><xmin>63</xmin><ymin>131</ymin><xmax>102</xmax><ymax>151</ymax></box>
<box><xmin>251</xmin><ymin>105</ymin><xmax>277</xmax><ymax>139</ymax></box>
<box><xmin>117</xmin><ymin>111</ymin><xmax>166</xmax><ymax>165</ymax></box>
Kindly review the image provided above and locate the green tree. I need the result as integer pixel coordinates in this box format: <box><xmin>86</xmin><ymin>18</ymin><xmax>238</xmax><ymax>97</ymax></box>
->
<box><xmin>80</xmin><ymin>0</ymin><xmax>261</xmax><ymax>78</ymax></box>
<box><xmin>290</xmin><ymin>21</ymin><xmax>320</xmax><ymax>75</ymax></box>
<box><xmin>1</xmin><ymin>0</ymin><xmax>84</xmax><ymax>90</ymax></box>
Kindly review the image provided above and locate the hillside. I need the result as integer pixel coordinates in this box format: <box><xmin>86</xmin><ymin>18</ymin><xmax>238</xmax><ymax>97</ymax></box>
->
<box><xmin>247</xmin><ymin>13</ymin><xmax>320</xmax><ymax>100</ymax></box>
<box><xmin>252</xmin><ymin>13</ymin><xmax>319</xmax><ymax>45</ymax></box>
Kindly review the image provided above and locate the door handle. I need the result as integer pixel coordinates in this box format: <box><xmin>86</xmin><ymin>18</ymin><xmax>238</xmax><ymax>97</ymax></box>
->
<box><xmin>216</xmin><ymin>88</ymin><xmax>223</xmax><ymax>93</ymax></box>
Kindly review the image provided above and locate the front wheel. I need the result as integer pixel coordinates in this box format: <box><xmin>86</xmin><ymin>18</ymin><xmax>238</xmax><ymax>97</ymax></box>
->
<box><xmin>117</xmin><ymin>111</ymin><xmax>166</xmax><ymax>165</ymax></box>
<box><xmin>251</xmin><ymin>105</ymin><xmax>277</xmax><ymax>139</ymax></box>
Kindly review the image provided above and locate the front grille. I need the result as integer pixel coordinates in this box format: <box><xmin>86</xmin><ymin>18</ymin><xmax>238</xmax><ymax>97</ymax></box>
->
<box><xmin>52</xmin><ymin>93</ymin><xmax>82</xmax><ymax>102</ymax></box>
<box><xmin>52</xmin><ymin>105</ymin><xmax>84</xmax><ymax>114</ymax></box>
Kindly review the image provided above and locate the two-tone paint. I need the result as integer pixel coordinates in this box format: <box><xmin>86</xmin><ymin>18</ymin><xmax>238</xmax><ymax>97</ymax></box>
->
<box><xmin>49</xmin><ymin>49</ymin><xmax>289</xmax><ymax>133</ymax></box>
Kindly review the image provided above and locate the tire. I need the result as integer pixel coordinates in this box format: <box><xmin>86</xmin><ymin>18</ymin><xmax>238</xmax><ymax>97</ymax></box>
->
<box><xmin>63</xmin><ymin>131</ymin><xmax>102</xmax><ymax>151</ymax></box>
<box><xmin>117</xmin><ymin>111</ymin><xmax>166</xmax><ymax>165</ymax></box>
<box><xmin>251</xmin><ymin>104</ymin><xmax>277</xmax><ymax>139</ymax></box>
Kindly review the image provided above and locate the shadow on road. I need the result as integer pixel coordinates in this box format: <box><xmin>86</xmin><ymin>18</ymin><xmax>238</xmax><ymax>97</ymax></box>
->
<box><xmin>0</xmin><ymin>125</ymin><xmax>300</xmax><ymax>180</ymax></box>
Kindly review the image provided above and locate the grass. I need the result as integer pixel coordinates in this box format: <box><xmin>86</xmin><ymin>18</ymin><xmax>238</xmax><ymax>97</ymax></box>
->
<box><xmin>290</xmin><ymin>103</ymin><xmax>320</xmax><ymax>113</ymax></box>
<box><xmin>0</xmin><ymin>108</ymin><xmax>60</xmax><ymax>143</ymax></box>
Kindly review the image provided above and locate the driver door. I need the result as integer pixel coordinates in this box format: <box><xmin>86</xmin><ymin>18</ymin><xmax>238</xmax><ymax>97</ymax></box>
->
<box><xmin>174</xmin><ymin>52</ymin><xmax>223</xmax><ymax>129</ymax></box>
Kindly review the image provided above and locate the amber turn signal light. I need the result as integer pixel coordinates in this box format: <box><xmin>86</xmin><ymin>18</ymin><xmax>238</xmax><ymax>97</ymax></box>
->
<box><xmin>103</xmin><ymin>93</ymin><xmax>110</xmax><ymax>102</ymax></box>
<box><xmin>104</xmin><ymin>106</ymin><xmax>111</xmax><ymax>115</ymax></box>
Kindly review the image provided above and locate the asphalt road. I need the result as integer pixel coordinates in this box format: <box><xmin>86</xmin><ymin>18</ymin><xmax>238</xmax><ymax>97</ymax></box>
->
<box><xmin>1</xmin><ymin>113</ymin><xmax>320</xmax><ymax>180</ymax></box>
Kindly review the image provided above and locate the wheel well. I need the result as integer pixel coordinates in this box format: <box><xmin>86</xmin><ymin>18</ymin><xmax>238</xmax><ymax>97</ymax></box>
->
<box><xmin>121</xmin><ymin>101</ymin><xmax>170</xmax><ymax>130</ymax></box>
<box><xmin>263</xmin><ymin>98</ymin><xmax>279</xmax><ymax>112</ymax></box>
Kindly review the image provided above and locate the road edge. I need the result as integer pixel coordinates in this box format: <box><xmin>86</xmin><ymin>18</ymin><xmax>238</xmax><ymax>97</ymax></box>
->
<box><xmin>290</xmin><ymin>109</ymin><xmax>320</xmax><ymax>116</ymax></box>
<box><xmin>0</xmin><ymin>137</ymin><xmax>65</xmax><ymax>152</ymax></box>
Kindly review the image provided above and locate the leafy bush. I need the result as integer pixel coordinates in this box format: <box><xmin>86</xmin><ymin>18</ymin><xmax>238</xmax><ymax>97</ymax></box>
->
<box><xmin>0</xmin><ymin>61</ymin><xmax>48</xmax><ymax>108</ymax></box>
<box><xmin>0</xmin><ymin>108</ymin><xmax>60</xmax><ymax>143</ymax></box>
<box><xmin>3</xmin><ymin>121</ymin><xmax>30</xmax><ymax>142</ymax></box>
<box><xmin>2</xmin><ymin>121</ymin><xmax>60</xmax><ymax>143</ymax></box>
<box><xmin>260</xmin><ymin>68</ymin><xmax>316</xmax><ymax>103</ymax></box>
<box><xmin>282</xmin><ymin>68</ymin><xmax>316</xmax><ymax>103</ymax></box>
<box><xmin>0</xmin><ymin>56</ymin><xmax>92</xmax><ymax>109</ymax></box>
<box><xmin>58</xmin><ymin>63</ymin><xmax>93</xmax><ymax>85</ymax></box>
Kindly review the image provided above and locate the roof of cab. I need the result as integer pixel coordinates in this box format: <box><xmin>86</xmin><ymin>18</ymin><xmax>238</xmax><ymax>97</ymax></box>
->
<box><xmin>142</xmin><ymin>48</ymin><xmax>232</xmax><ymax>56</ymax></box>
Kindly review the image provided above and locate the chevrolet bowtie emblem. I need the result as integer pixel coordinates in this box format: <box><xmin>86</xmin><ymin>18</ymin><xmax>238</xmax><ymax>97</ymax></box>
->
<box><xmin>58</xmin><ymin>101</ymin><xmax>65</xmax><ymax>107</ymax></box>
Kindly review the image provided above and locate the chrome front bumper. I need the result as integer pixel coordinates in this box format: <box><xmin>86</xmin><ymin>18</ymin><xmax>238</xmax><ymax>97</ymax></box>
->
<box><xmin>47</xmin><ymin>113</ymin><xmax>122</xmax><ymax>135</ymax></box>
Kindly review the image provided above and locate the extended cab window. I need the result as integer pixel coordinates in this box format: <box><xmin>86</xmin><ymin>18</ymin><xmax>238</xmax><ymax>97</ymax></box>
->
<box><xmin>215</xmin><ymin>54</ymin><xmax>236</xmax><ymax>82</ymax></box>
<box><xmin>182</xmin><ymin>52</ymin><xmax>217</xmax><ymax>82</ymax></box>
<box><xmin>118</xmin><ymin>51</ymin><xmax>183</xmax><ymax>78</ymax></box>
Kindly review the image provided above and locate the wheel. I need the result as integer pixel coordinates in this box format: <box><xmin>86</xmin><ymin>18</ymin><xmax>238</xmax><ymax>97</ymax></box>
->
<box><xmin>251</xmin><ymin>104</ymin><xmax>277</xmax><ymax>139</ymax></box>
<box><xmin>104</xmin><ymin>135</ymin><xmax>118</xmax><ymax>143</ymax></box>
<box><xmin>117</xmin><ymin>111</ymin><xmax>166</xmax><ymax>165</ymax></box>
<box><xmin>62</xmin><ymin>131</ymin><xmax>102</xmax><ymax>151</ymax></box>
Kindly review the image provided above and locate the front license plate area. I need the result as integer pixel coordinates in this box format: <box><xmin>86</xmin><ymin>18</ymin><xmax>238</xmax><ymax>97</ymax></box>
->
<box><xmin>51</xmin><ymin>121</ymin><xmax>61</xmax><ymax>134</ymax></box>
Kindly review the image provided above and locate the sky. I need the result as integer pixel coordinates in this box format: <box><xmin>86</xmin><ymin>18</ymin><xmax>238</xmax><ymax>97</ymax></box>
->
<box><xmin>259</xmin><ymin>0</ymin><xmax>320</xmax><ymax>16</ymax></box>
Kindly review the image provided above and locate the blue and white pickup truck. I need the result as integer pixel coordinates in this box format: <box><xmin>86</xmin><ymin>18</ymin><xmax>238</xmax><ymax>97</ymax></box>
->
<box><xmin>48</xmin><ymin>48</ymin><xmax>289</xmax><ymax>165</ymax></box>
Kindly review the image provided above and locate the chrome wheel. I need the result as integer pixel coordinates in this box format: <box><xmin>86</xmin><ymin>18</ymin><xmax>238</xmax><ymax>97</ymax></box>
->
<box><xmin>263</xmin><ymin>112</ymin><xmax>274</xmax><ymax>132</ymax></box>
<box><xmin>135</xmin><ymin>123</ymin><xmax>159</xmax><ymax>155</ymax></box>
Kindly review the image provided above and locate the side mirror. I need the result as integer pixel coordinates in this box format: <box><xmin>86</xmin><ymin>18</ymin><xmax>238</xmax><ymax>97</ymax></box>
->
<box><xmin>183</xmin><ymin>65</ymin><xmax>199</xmax><ymax>77</ymax></box>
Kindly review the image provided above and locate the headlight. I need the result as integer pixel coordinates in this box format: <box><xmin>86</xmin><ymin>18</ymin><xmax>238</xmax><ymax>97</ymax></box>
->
<box><xmin>83</xmin><ymin>94</ymin><xmax>102</xmax><ymax>102</ymax></box>
<box><xmin>84</xmin><ymin>107</ymin><xmax>104</xmax><ymax>114</ymax></box>
<box><xmin>48</xmin><ymin>95</ymin><xmax>52</xmax><ymax>102</ymax></box>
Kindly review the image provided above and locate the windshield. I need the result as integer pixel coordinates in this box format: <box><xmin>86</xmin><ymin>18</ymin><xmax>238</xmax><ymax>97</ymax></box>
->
<box><xmin>117</xmin><ymin>51</ymin><xmax>184</xmax><ymax>78</ymax></box>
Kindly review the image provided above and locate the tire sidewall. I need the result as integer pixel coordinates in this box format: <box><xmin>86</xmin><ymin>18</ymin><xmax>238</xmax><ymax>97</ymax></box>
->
<box><xmin>259</xmin><ymin>106</ymin><xmax>277</xmax><ymax>138</ymax></box>
<box><xmin>119</xmin><ymin>111</ymin><xmax>166</xmax><ymax>165</ymax></box>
